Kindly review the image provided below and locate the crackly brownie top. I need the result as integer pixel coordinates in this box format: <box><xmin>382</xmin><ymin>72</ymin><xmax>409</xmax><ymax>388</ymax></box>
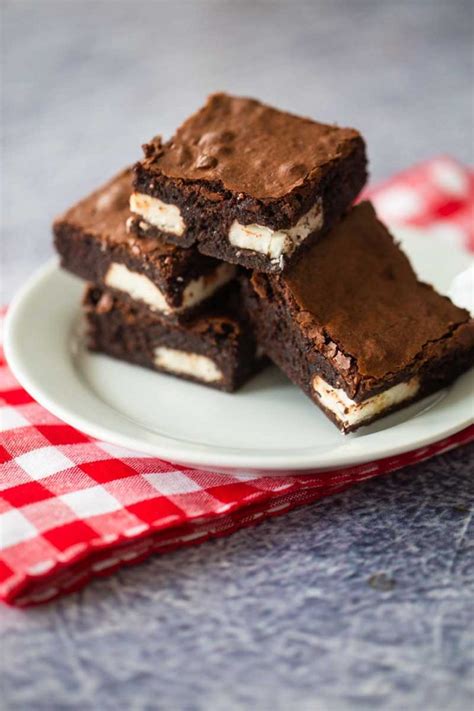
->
<box><xmin>270</xmin><ymin>202</ymin><xmax>473</xmax><ymax>379</ymax></box>
<box><xmin>54</xmin><ymin>168</ymin><xmax>191</xmax><ymax>263</ymax></box>
<box><xmin>139</xmin><ymin>93</ymin><xmax>363</xmax><ymax>199</ymax></box>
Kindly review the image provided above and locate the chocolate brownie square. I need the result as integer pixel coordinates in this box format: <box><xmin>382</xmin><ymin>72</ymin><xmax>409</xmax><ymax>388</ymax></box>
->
<box><xmin>53</xmin><ymin>168</ymin><xmax>235</xmax><ymax>321</ymax></box>
<box><xmin>242</xmin><ymin>202</ymin><xmax>474</xmax><ymax>432</ymax></box>
<box><xmin>84</xmin><ymin>284</ymin><xmax>267</xmax><ymax>392</ymax></box>
<box><xmin>131</xmin><ymin>93</ymin><xmax>367</xmax><ymax>272</ymax></box>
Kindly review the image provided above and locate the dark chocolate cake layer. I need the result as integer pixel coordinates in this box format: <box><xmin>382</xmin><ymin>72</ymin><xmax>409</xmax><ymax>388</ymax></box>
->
<box><xmin>54</xmin><ymin>168</ymin><xmax>235</xmax><ymax>321</ymax></box>
<box><xmin>84</xmin><ymin>284</ymin><xmax>267</xmax><ymax>393</ymax></box>
<box><xmin>243</xmin><ymin>202</ymin><xmax>474</xmax><ymax>432</ymax></box>
<box><xmin>131</xmin><ymin>93</ymin><xmax>367</xmax><ymax>272</ymax></box>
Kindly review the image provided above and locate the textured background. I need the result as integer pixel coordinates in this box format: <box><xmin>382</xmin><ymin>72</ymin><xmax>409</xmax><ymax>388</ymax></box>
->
<box><xmin>1</xmin><ymin>1</ymin><xmax>473</xmax><ymax>709</ymax></box>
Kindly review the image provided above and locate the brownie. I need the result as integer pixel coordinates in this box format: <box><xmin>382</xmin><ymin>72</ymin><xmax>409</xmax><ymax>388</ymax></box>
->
<box><xmin>83</xmin><ymin>284</ymin><xmax>267</xmax><ymax>393</ymax></box>
<box><xmin>242</xmin><ymin>202</ymin><xmax>474</xmax><ymax>432</ymax></box>
<box><xmin>131</xmin><ymin>93</ymin><xmax>367</xmax><ymax>272</ymax></box>
<box><xmin>53</xmin><ymin>168</ymin><xmax>236</xmax><ymax>321</ymax></box>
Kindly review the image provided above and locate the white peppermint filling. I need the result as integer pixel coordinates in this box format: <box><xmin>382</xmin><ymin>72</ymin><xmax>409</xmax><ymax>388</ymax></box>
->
<box><xmin>105</xmin><ymin>263</ymin><xmax>168</xmax><ymax>312</ymax></box>
<box><xmin>312</xmin><ymin>375</ymin><xmax>420</xmax><ymax>428</ymax></box>
<box><xmin>154</xmin><ymin>347</ymin><xmax>223</xmax><ymax>383</ymax></box>
<box><xmin>130</xmin><ymin>193</ymin><xmax>186</xmax><ymax>236</ymax></box>
<box><xmin>104</xmin><ymin>262</ymin><xmax>235</xmax><ymax>314</ymax></box>
<box><xmin>181</xmin><ymin>263</ymin><xmax>236</xmax><ymax>309</ymax></box>
<box><xmin>228</xmin><ymin>199</ymin><xmax>324</xmax><ymax>264</ymax></box>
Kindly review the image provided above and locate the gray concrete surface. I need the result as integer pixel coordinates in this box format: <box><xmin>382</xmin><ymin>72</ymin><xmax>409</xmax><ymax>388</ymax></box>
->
<box><xmin>1</xmin><ymin>1</ymin><xmax>473</xmax><ymax>709</ymax></box>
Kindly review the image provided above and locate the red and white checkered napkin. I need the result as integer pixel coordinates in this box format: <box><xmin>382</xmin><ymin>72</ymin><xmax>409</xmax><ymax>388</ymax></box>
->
<box><xmin>361</xmin><ymin>155</ymin><xmax>474</xmax><ymax>250</ymax></box>
<box><xmin>1</xmin><ymin>157</ymin><xmax>473</xmax><ymax>606</ymax></box>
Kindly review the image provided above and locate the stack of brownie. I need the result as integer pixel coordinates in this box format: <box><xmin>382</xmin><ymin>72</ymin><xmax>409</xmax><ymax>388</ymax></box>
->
<box><xmin>54</xmin><ymin>93</ymin><xmax>474</xmax><ymax>433</ymax></box>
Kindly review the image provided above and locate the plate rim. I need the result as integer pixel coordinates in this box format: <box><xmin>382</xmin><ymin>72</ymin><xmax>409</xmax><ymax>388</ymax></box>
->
<box><xmin>4</xmin><ymin>255</ymin><xmax>474</xmax><ymax>473</ymax></box>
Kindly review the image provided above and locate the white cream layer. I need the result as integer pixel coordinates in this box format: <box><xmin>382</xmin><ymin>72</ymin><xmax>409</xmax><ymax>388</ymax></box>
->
<box><xmin>228</xmin><ymin>199</ymin><xmax>324</xmax><ymax>264</ymax></box>
<box><xmin>130</xmin><ymin>193</ymin><xmax>186</xmax><ymax>236</ymax></box>
<box><xmin>312</xmin><ymin>375</ymin><xmax>420</xmax><ymax>429</ymax></box>
<box><xmin>154</xmin><ymin>347</ymin><xmax>223</xmax><ymax>383</ymax></box>
<box><xmin>104</xmin><ymin>262</ymin><xmax>235</xmax><ymax>314</ymax></box>
<box><xmin>180</xmin><ymin>263</ymin><xmax>236</xmax><ymax>310</ymax></box>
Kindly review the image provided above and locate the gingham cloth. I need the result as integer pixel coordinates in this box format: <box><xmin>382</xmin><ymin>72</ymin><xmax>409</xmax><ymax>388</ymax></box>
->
<box><xmin>1</xmin><ymin>157</ymin><xmax>473</xmax><ymax>606</ymax></box>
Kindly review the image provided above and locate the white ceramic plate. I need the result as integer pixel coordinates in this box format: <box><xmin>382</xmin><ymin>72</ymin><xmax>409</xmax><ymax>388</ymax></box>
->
<box><xmin>5</xmin><ymin>228</ymin><xmax>473</xmax><ymax>474</ymax></box>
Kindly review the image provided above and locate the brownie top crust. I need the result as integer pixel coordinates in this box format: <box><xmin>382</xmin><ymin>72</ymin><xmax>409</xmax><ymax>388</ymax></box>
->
<box><xmin>55</xmin><ymin>168</ymin><xmax>174</xmax><ymax>254</ymax></box>
<box><xmin>138</xmin><ymin>93</ymin><xmax>364</xmax><ymax>199</ymax></box>
<box><xmin>260</xmin><ymin>202</ymin><xmax>473</xmax><ymax>379</ymax></box>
